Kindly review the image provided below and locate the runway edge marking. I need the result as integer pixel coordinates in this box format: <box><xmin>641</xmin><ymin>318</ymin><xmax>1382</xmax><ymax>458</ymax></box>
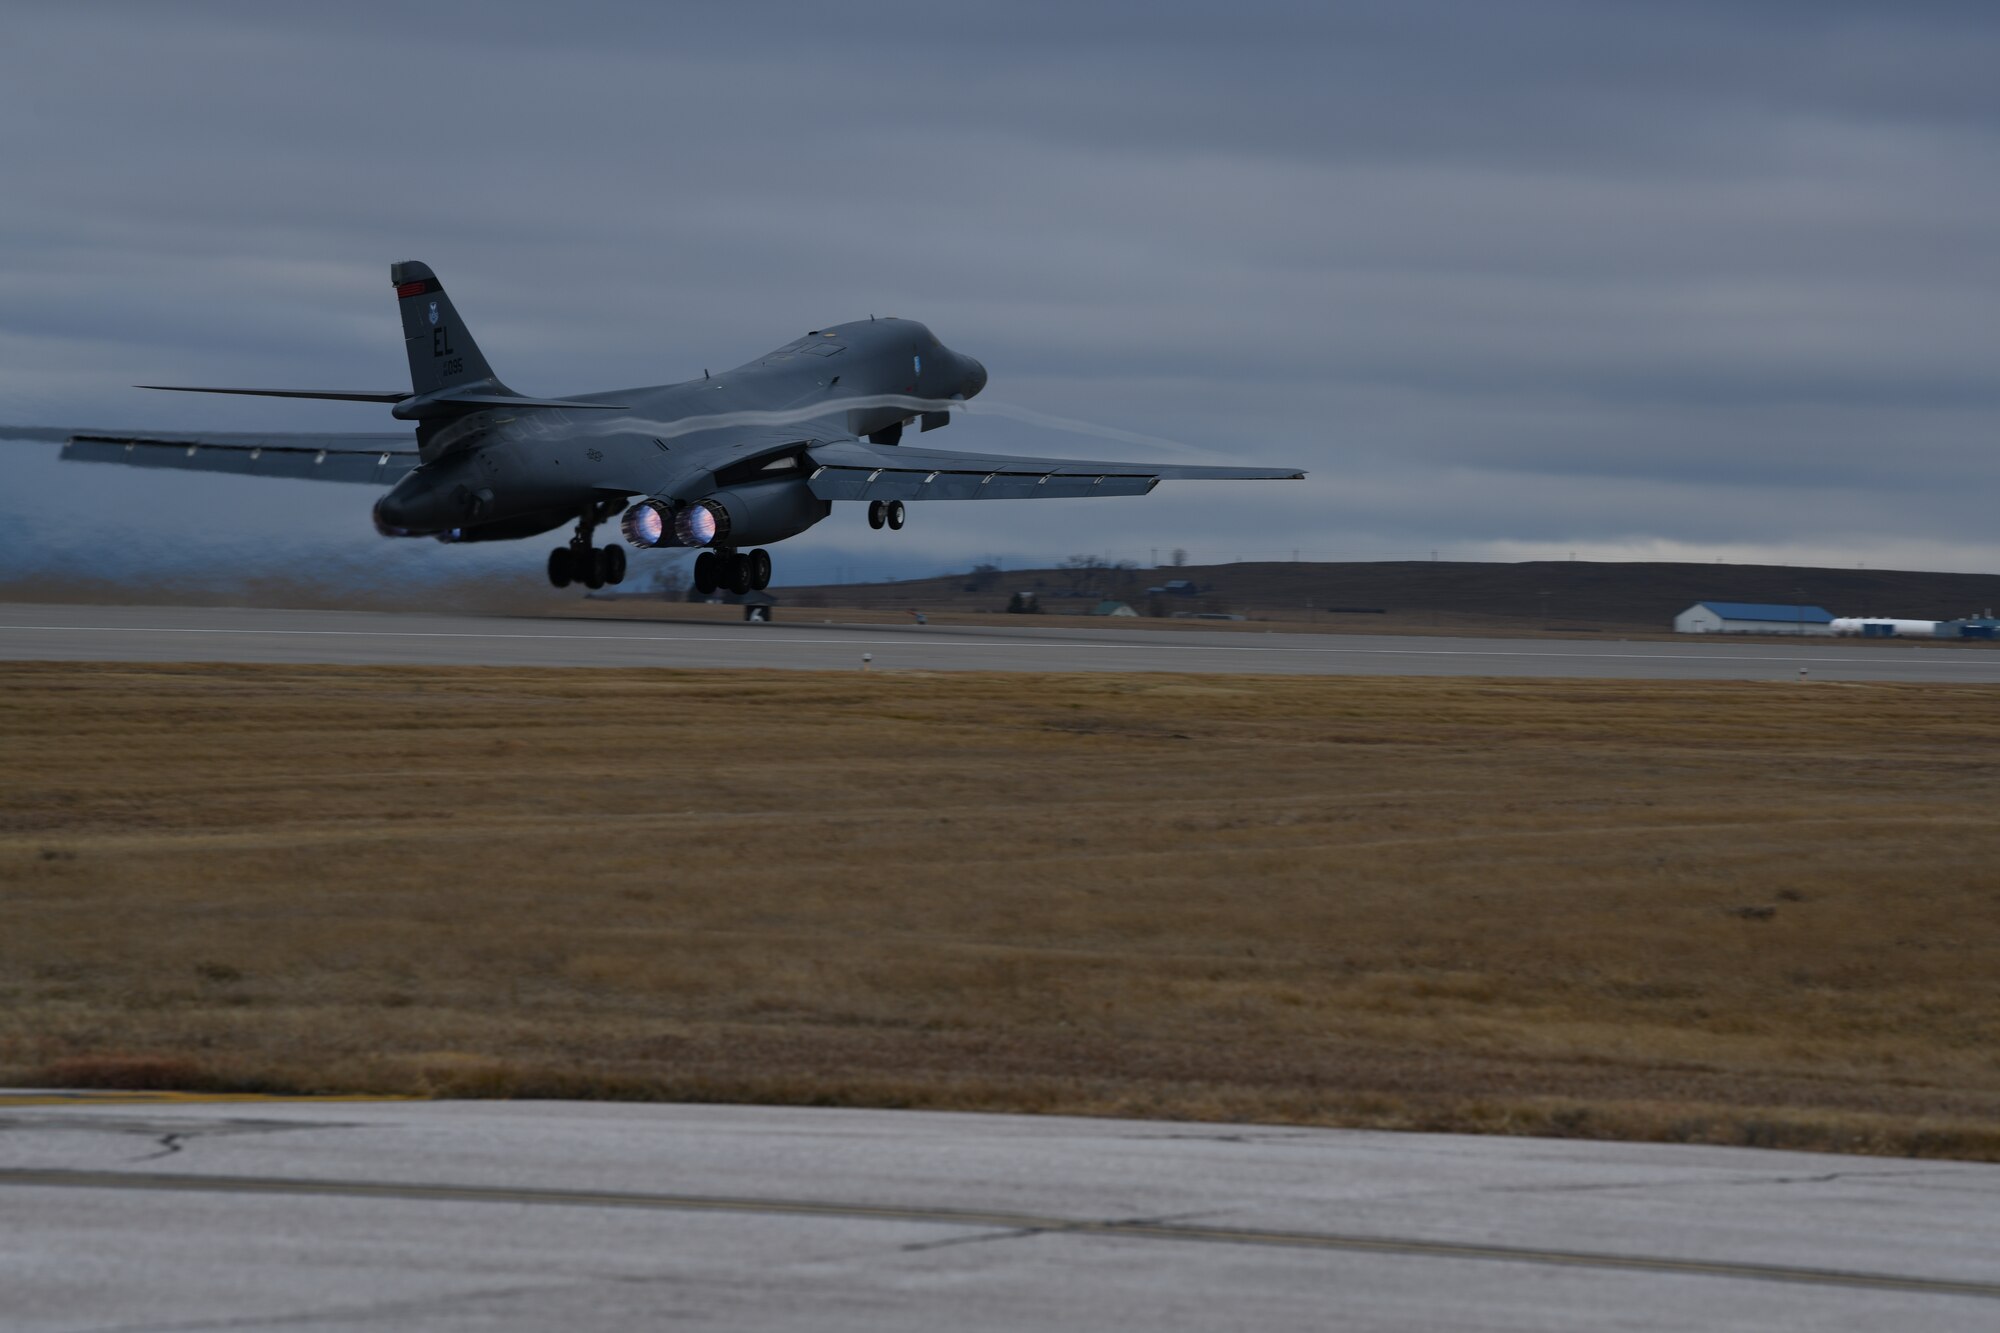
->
<box><xmin>1</xmin><ymin>1168</ymin><xmax>1993</xmax><ymax>1300</ymax></box>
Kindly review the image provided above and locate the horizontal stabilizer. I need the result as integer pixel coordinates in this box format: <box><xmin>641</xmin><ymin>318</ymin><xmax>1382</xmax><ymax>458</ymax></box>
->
<box><xmin>388</xmin><ymin>385</ymin><xmax>629</xmax><ymax>420</ymax></box>
<box><xmin>135</xmin><ymin>385</ymin><xmax>626</xmax><ymax>416</ymax></box>
<box><xmin>421</xmin><ymin>393</ymin><xmax>627</xmax><ymax>412</ymax></box>
<box><xmin>138</xmin><ymin>386</ymin><xmax>408</xmax><ymax>402</ymax></box>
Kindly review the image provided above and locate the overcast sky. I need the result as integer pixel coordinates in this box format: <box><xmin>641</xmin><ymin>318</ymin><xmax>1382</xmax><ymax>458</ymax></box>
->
<box><xmin>4</xmin><ymin>0</ymin><xmax>1998</xmax><ymax>588</ymax></box>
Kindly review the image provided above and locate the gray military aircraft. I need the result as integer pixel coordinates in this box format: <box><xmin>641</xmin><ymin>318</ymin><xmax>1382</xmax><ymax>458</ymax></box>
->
<box><xmin>15</xmin><ymin>262</ymin><xmax>1304</xmax><ymax>594</ymax></box>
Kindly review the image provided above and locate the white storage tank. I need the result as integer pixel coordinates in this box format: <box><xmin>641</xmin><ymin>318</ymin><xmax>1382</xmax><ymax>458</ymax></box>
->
<box><xmin>1830</xmin><ymin>617</ymin><xmax>1938</xmax><ymax>638</ymax></box>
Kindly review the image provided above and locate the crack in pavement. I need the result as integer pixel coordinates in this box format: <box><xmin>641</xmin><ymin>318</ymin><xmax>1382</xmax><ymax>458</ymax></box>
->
<box><xmin>1118</xmin><ymin>1131</ymin><xmax>1323</xmax><ymax>1146</ymax></box>
<box><xmin>899</xmin><ymin>1207</ymin><xmax>1224</xmax><ymax>1255</ymax></box>
<box><xmin>131</xmin><ymin>1133</ymin><xmax>186</xmax><ymax>1163</ymax></box>
<box><xmin>1474</xmin><ymin>1166</ymin><xmax>1971</xmax><ymax>1197</ymax></box>
<box><xmin>900</xmin><ymin>1225</ymin><xmax>1054</xmax><ymax>1253</ymax></box>
<box><xmin>7</xmin><ymin>1168</ymin><xmax>1997</xmax><ymax>1302</ymax></box>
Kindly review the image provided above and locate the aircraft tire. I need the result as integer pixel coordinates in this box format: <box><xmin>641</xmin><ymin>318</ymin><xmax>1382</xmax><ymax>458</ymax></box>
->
<box><xmin>602</xmin><ymin>545</ymin><xmax>627</xmax><ymax>585</ymax></box>
<box><xmin>748</xmin><ymin>548</ymin><xmax>772</xmax><ymax>590</ymax></box>
<box><xmin>547</xmin><ymin>547</ymin><xmax>574</xmax><ymax>589</ymax></box>
<box><xmin>724</xmin><ymin>553</ymin><xmax>752</xmax><ymax>596</ymax></box>
<box><xmin>886</xmin><ymin>500</ymin><xmax>906</xmax><ymax>531</ymax></box>
<box><xmin>868</xmin><ymin>500</ymin><xmax>886</xmax><ymax>530</ymax></box>
<box><xmin>694</xmin><ymin>550</ymin><xmax>718</xmax><ymax>595</ymax></box>
<box><xmin>582</xmin><ymin>547</ymin><xmax>607</xmax><ymax>591</ymax></box>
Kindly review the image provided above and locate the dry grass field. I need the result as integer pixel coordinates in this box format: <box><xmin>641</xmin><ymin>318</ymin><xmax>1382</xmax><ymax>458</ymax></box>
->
<box><xmin>3</xmin><ymin>662</ymin><xmax>1998</xmax><ymax>1160</ymax></box>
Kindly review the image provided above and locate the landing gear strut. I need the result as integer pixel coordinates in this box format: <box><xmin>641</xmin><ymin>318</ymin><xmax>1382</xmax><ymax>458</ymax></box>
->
<box><xmin>547</xmin><ymin>502</ymin><xmax>627</xmax><ymax>591</ymax></box>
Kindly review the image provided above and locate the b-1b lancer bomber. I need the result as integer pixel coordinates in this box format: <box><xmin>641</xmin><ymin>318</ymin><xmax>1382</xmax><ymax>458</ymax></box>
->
<box><xmin>20</xmin><ymin>262</ymin><xmax>1305</xmax><ymax>594</ymax></box>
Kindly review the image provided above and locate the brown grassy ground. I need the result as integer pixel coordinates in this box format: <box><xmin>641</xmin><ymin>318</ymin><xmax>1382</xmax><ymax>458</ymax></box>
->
<box><xmin>3</xmin><ymin>663</ymin><xmax>1998</xmax><ymax>1159</ymax></box>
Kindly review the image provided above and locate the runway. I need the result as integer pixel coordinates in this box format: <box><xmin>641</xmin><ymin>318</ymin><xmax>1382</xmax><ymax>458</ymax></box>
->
<box><xmin>2</xmin><ymin>1097</ymin><xmax>1995</xmax><ymax>1331</ymax></box>
<box><xmin>4</xmin><ymin>602</ymin><xmax>1999</xmax><ymax>680</ymax></box>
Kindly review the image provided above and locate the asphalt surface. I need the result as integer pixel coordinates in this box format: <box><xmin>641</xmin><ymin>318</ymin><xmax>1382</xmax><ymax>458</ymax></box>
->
<box><xmin>3</xmin><ymin>602</ymin><xmax>2000</xmax><ymax>680</ymax></box>
<box><xmin>2</xmin><ymin>1096</ymin><xmax>1996</xmax><ymax>1332</ymax></box>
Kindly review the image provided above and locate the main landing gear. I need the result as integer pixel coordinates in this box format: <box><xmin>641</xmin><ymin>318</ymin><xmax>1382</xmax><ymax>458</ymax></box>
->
<box><xmin>693</xmin><ymin>547</ymin><xmax>772</xmax><ymax>596</ymax></box>
<box><xmin>867</xmin><ymin>499</ymin><xmax>906</xmax><ymax>531</ymax></box>
<box><xmin>546</xmin><ymin>505</ymin><xmax>627</xmax><ymax>590</ymax></box>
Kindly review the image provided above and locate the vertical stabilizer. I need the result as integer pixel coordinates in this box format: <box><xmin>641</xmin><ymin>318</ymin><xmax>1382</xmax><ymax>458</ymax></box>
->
<box><xmin>390</xmin><ymin>261</ymin><xmax>506</xmax><ymax>398</ymax></box>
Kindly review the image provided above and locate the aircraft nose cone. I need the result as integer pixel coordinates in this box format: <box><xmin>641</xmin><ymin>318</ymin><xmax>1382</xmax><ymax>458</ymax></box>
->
<box><xmin>962</xmin><ymin>356</ymin><xmax>987</xmax><ymax>399</ymax></box>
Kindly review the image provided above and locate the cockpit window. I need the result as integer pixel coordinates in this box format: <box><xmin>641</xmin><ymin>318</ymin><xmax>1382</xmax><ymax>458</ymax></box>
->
<box><xmin>765</xmin><ymin>334</ymin><xmax>845</xmax><ymax>366</ymax></box>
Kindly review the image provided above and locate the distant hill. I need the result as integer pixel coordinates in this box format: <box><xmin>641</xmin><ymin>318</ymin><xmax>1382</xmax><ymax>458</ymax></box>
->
<box><xmin>779</xmin><ymin>559</ymin><xmax>2000</xmax><ymax>632</ymax></box>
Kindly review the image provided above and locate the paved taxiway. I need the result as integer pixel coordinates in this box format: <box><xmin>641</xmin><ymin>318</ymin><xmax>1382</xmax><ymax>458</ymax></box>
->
<box><xmin>4</xmin><ymin>602</ymin><xmax>1999</xmax><ymax>680</ymax></box>
<box><xmin>2</xmin><ymin>1097</ymin><xmax>1996</xmax><ymax>1331</ymax></box>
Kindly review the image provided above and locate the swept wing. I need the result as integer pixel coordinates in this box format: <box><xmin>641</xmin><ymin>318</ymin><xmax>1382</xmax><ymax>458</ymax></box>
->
<box><xmin>803</xmin><ymin>437</ymin><xmax>1303</xmax><ymax>502</ymax></box>
<box><xmin>4</xmin><ymin>427</ymin><xmax>418</xmax><ymax>485</ymax></box>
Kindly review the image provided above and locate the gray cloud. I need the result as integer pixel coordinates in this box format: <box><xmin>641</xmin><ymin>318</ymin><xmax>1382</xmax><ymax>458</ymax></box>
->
<box><xmin>3</xmin><ymin>0</ymin><xmax>1998</xmax><ymax>587</ymax></box>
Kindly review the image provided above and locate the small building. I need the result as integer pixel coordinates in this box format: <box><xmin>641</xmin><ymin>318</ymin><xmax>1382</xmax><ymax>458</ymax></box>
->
<box><xmin>1938</xmin><ymin>616</ymin><xmax>2000</xmax><ymax>640</ymax></box>
<box><xmin>1090</xmin><ymin>600</ymin><xmax>1138</xmax><ymax>617</ymax></box>
<box><xmin>1674</xmin><ymin>602</ymin><xmax>1835</xmax><ymax>635</ymax></box>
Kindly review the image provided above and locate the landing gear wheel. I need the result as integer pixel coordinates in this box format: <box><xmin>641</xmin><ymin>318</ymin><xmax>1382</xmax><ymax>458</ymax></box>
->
<box><xmin>694</xmin><ymin>550</ymin><xmax>719</xmax><ymax>595</ymax></box>
<box><xmin>581</xmin><ymin>546</ymin><xmax>606</xmax><ymax>591</ymax></box>
<box><xmin>748</xmin><ymin>548</ymin><xmax>772</xmax><ymax>591</ymax></box>
<box><xmin>723</xmin><ymin>552</ymin><xmax>752</xmax><ymax>596</ymax></box>
<box><xmin>547</xmin><ymin>546</ymin><xmax>574</xmax><ymax>589</ymax></box>
<box><xmin>885</xmin><ymin>500</ymin><xmax>905</xmax><ymax>531</ymax></box>
<box><xmin>868</xmin><ymin>500</ymin><xmax>886</xmax><ymax>530</ymax></box>
<box><xmin>601</xmin><ymin>544</ymin><xmax>627</xmax><ymax>585</ymax></box>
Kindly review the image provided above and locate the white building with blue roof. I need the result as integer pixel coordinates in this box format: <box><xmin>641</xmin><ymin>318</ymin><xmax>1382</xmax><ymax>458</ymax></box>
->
<box><xmin>1675</xmin><ymin>601</ymin><xmax>1836</xmax><ymax>635</ymax></box>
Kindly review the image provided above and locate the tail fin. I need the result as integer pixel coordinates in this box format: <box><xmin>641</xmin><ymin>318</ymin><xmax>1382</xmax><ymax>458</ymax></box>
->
<box><xmin>391</xmin><ymin>261</ymin><xmax>505</xmax><ymax>398</ymax></box>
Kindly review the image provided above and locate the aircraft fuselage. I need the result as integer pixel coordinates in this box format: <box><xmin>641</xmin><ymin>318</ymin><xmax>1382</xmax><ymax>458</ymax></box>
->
<box><xmin>371</xmin><ymin>316</ymin><xmax>986</xmax><ymax>548</ymax></box>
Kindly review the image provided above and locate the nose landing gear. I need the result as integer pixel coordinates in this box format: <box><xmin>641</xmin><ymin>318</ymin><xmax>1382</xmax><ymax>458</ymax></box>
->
<box><xmin>867</xmin><ymin>499</ymin><xmax>906</xmax><ymax>531</ymax></box>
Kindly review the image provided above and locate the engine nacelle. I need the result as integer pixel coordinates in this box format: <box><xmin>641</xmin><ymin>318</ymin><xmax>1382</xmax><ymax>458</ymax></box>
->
<box><xmin>618</xmin><ymin>498</ymin><xmax>726</xmax><ymax>547</ymax></box>
<box><xmin>697</xmin><ymin>482</ymin><xmax>832</xmax><ymax>546</ymax></box>
<box><xmin>621</xmin><ymin>499</ymin><xmax>672</xmax><ymax>548</ymax></box>
<box><xmin>678</xmin><ymin>499</ymin><xmax>727</xmax><ymax>547</ymax></box>
<box><xmin>621</xmin><ymin>482</ymin><xmax>829</xmax><ymax>549</ymax></box>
